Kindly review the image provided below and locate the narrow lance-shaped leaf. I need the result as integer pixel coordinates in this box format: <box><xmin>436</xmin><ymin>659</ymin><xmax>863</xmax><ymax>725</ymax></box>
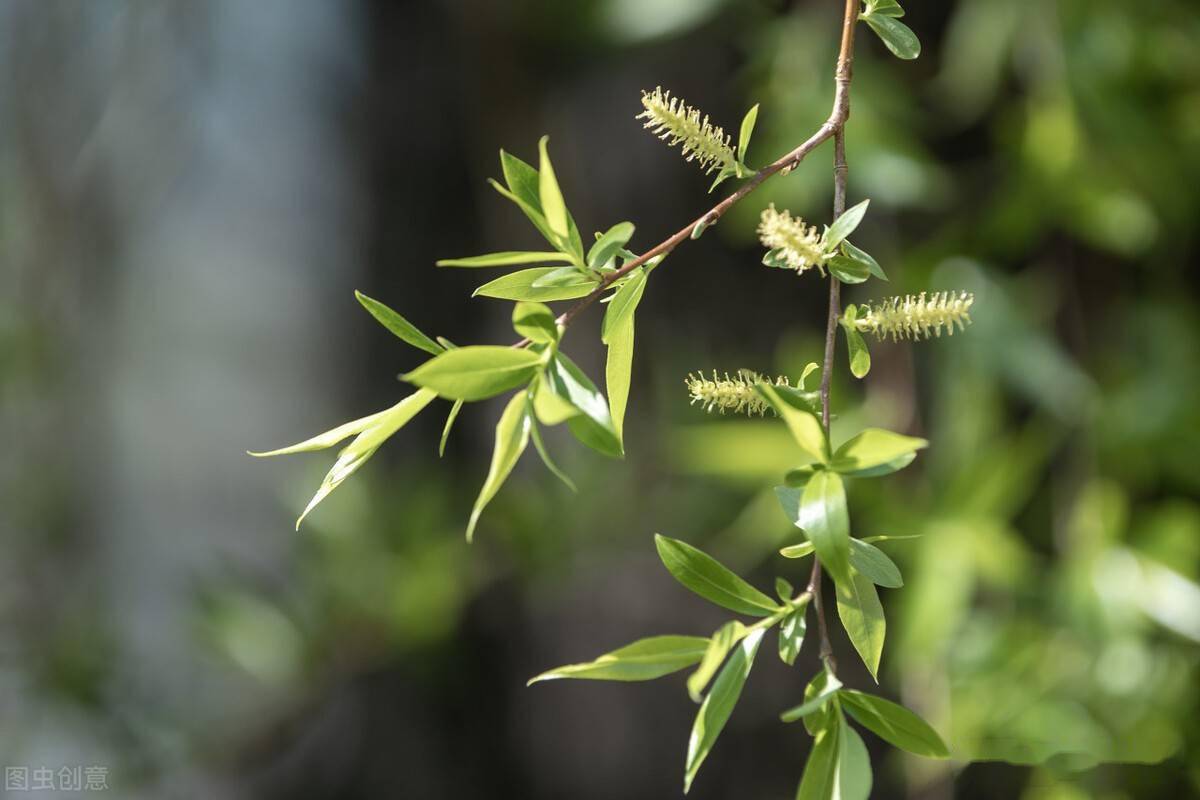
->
<box><xmin>831</xmin><ymin>428</ymin><xmax>928</xmax><ymax>475</ymax></box>
<box><xmin>835</xmin><ymin>567</ymin><xmax>886</xmax><ymax>681</ymax></box>
<box><xmin>248</xmin><ymin>408</ymin><xmax>389</xmax><ymax>458</ymax></box>
<box><xmin>403</xmin><ymin>346</ymin><xmax>543</xmax><ymax>402</ymax></box>
<box><xmin>466</xmin><ymin>392</ymin><xmax>532</xmax><ymax>541</ymax></box>
<box><xmin>293</xmin><ymin>388</ymin><xmax>437</xmax><ymax>529</ymax></box>
<box><xmin>756</xmin><ymin>382</ymin><xmax>828</xmax><ymax>464</ymax></box>
<box><xmin>847</xmin><ymin>539</ymin><xmax>903</xmax><ymax>588</ymax></box>
<box><xmin>841</xmin><ymin>240</ymin><xmax>887</xmax><ymax>281</ymax></box>
<box><xmin>827</xmin><ymin>254</ymin><xmax>871</xmax><ymax>285</ymax></box>
<box><xmin>354</xmin><ymin>291</ymin><xmax>443</xmax><ymax>356</ymax></box>
<box><xmin>436</xmin><ymin>251</ymin><xmax>575</xmax><ymax>268</ymax></box>
<box><xmin>795</xmin><ymin>710</ymin><xmax>840</xmax><ymax>800</ymax></box>
<box><xmin>546</xmin><ymin>353</ymin><xmax>622</xmax><ymax>458</ymax></box>
<box><xmin>780</xmin><ymin>668</ymin><xmax>843</xmax><ymax>723</ymax></box>
<box><xmin>655</xmin><ymin>534</ymin><xmax>779</xmax><ymax>617</ymax></box>
<box><xmin>837</xmin><ymin>716</ymin><xmax>873</xmax><ymax>800</ymax></box>
<box><xmin>473</xmin><ymin>267</ymin><xmax>597</xmax><ymax>302</ymax></box>
<box><xmin>797</xmin><ymin>471</ymin><xmax>852</xmax><ymax>586</ymax></box>
<box><xmin>528</xmin><ymin>411</ymin><xmax>577</xmax><ymax>493</ymax></box>
<box><xmin>528</xmin><ymin>635</ymin><xmax>709</xmax><ymax>684</ymax></box>
<box><xmin>601</xmin><ymin>268</ymin><xmax>648</xmax><ymax>344</ymax></box>
<box><xmin>684</xmin><ymin>628</ymin><xmax>765</xmax><ymax>793</ymax></box>
<box><xmin>439</xmin><ymin>399</ymin><xmax>463</xmax><ymax>457</ymax></box>
<box><xmin>605</xmin><ymin>312</ymin><xmax>635</xmax><ymax>446</ymax></box>
<box><xmin>538</xmin><ymin>136</ymin><xmax>570</xmax><ymax>242</ymax></box>
<box><xmin>512</xmin><ymin>301</ymin><xmax>559</xmax><ymax>344</ymax></box>
<box><xmin>687</xmin><ymin>621</ymin><xmax>745</xmax><ymax>702</ymax></box>
<box><xmin>587</xmin><ymin>221</ymin><xmax>635</xmax><ymax>270</ymax></box>
<box><xmin>824</xmin><ymin>199</ymin><xmax>870</xmax><ymax>252</ymax></box>
<box><xmin>737</xmin><ymin>103</ymin><xmax>759</xmax><ymax>167</ymax></box>
<box><xmin>778</xmin><ymin>601</ymin><xmax>809</xmax><ymax>666</ymax></box>
<box><xmin>840</xmin><ymin>305</ymin><xmax>872</xmax><ymax>379</ymax></box>
<box><xmin>781</xmin><ymin>534</ymin><xmax>919</xmax><ymax>563</ymax></box>
<box><xmin>839</xmin><ymin>689</ymin><xmax>949</xmax><ymax>758</ymax></box>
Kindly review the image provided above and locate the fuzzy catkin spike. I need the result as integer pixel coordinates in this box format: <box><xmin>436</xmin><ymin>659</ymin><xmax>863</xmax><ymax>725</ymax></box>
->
<box><xmin>856</xmin><ymin>291</ymin><xmax>975</xmax><ymax>341</ymax></box>
<box><xmin>638</xmin><ymin>87</ymin><xmax>737</xmax><ymax>176</ymax></box>
<box><xmin>686</xmin><ymin>371</ymin><xmax>792</xmax><ymax>416</ymax></box>
<box><xmin>758</xmin><ymin>204</ymin><xmax>830</xmax><ymax>275</ymax></box>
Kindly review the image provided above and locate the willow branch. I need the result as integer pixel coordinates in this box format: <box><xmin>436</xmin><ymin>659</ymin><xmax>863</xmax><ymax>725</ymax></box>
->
<box><xmin>809</xmin><ymin>0</ymin><xmax>859</xmax><ymax>673</ymax></box>
<box><xmin>509</xmin><ymin>2</ymin><xmax>861</xmax><ymax>347</ymax></box>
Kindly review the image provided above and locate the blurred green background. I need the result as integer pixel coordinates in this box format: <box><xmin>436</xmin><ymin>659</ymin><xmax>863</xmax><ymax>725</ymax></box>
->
<box><xmin>2</xmin><ymin>0</ymin><xmax>1198</xmax><ymax>798</ymax></box>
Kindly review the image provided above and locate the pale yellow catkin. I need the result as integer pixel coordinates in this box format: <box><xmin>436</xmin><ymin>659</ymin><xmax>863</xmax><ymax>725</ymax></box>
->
<box><xmin>758</xmin><ymin>204</ymin><xmax>829</xmax><ymax>275</ymax></box>
<box><xmin>856</xmin><ymin>291</ymin><xmax>974</xmax><ymax>341</ymax></box>
<box><xmin>685</xmin><ymin>371</ymin><xmax>792</xmax><ymax>416</ymax></box>
<box><xmin>637</xmin><ymin>87</ymin><xmax>737</xmax><ymax>176</ymax></box>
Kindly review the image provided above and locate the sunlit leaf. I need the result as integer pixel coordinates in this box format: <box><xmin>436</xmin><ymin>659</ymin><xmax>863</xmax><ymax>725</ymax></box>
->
<box><xmin>831</xmin><ymin>428</ymin><xmax>927</xmax><ymax>475</ymax></box>
<box><xmin>687</xmin><ymin>620</ymin><xmax>745</xmax><ymax>702</ymax></box>
<box><xmin>835</xmin><ymin>568</ymin><xmax>886</xmax><ymax>681</ymax></box>
<box><xmin>837</xmin><ymin>717</ymin><xmax>873</xmax><ymax>800</ymax></box>
<box><xmin>439</xmin><ymin>399</ymin><xmax>463</xmax><ymax>457</ymax></box>
<box><xmin>436</xmin><ymin>251</ymin><xmax>574</xmax><ymax>268</ymax></box>
<box><xmin>756</xmin><ymin>383</ymin><xmax>828</xmax><ymax>464</ymax></box>
<box><xmin>354</xmin><ymin>291</ymin><xmax>443</xmax><ymax>356</ymax></box>
<box><xmin>849</xmin><ymin>539</ymin><xmax>903</xmax><ymax>588</ymax></box>
<box><xmin>528</xmin><ymin>635</ymin><xmax>710</xmax><ymax>684</ymax></box>
<box><xmin>511</xmin><ymin>301</ymin><xmax>559</xmax><ymax>344</ymax></box>
<box><xmin>473</xmin><ymin>268</ymin><xmax>598</xmax><ymax>302</ymax></box>
<box><xmin>795</xmin><ymin>711</ymin><xmax>840</xmax><ymax>800</ymax></box>
<box><xmin>737</xmin><ymin>103</ymin><xmax>759</xmax><ymax>165</ymax></box>
<box><xmin>466</xmin><ymin>392</ymin><xmax>532</xmax><ymax>541</ymax></box>
<box><xmin>403</xmin><ymin>346</ymin><xmax>542</xmax><ymax>401</ymax></box>
<box><xmin>588</xmin><ymin>222</ymin><xmax>635</xmax><ymax>269</ymax></box>
<box><xmin>605</xmin><ymin>312</ymin><xmax>635</xmax><ymax>446</ymax></box>
<box><xmin>781</xmin><ymin>668</ymin><xmax>843</xmax><ymax>723</ymax></box>
<box><xmin>538</xmin><ymin>136</ymin><xmax>570</xmax><ymax>242</ymax></box>
<box><xmin>654</xmin><ymin>534</ymin><xmax>779</xmax><ymax>617</ymax></box>
<box><xmin>545</xmin><ymin>353</ymin><xmax>622</xmax><ymax>457</ymax></box>
<box><xmin>778</xmin><ymin>601</ymin><xmax>809</xmax><ymax>666</ymax></box>
<box><xmin>601</xmin><ymin>268</ymin><xmax>648</xmax><ymax>344</ymax></box>
<box><xmin>797</xmin><ymin>471</ymin><xmax>852</xmax><ymax>586</ymax></box>
<box><xmin>684</xmin><ymin>628</ymin><xmax>765</xmax><ymax>793</ymax></box>
<box><xmin>824</xmin><ymin>199</ymin><xmax>870</xmax><ymax>251</ymax></box>
<box><xmin>839</xmin><ymin>690</ymin><xmax>949</xmax><ymax>758</ymax></box>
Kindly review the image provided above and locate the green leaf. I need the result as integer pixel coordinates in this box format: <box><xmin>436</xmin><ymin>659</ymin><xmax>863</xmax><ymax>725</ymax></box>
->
<box><xmin>354</xmin><ymin>291</ymin><xmax>443</xmax><ymax>356</ymax></box>
<box><xmin>864</xmin><ymin>14</ymin><xmax>921</xmax><ymax>60</ymax></box>
<box><xmin>588</xmin><ymin>222</ymin><xmax>635</xmax><ymax>269</ymax></box>
<box><xmin>474</xmin><ymin>267</ymin><xmax>598</xmax><ymax>302</ymax></box>
<box><xmin>795</xmin><ymin>712</ymin><xmax>840</xmax><ymax>800</ymax></box>
<box><xmin>837</xmin><ymin>718</ymin><xmax>873</xmax><ymax>800</ymax></box>
<box><xmin>835</xmin><ymin>568</ymin><xmax>886</xmax><ymax>681</ymax></box>
<box><xmin>511</xmin><ymin>301</ymin><xmax>559</xmax><ymax>344</ymax></box>
<box><xmin>782</xmin><ymin>537</ymin><xmax>907</xmax><ymax>588</ymax></box>
<box><xmin>780</xmin><ymin>668</ymin><xmax>843</xmax><ymax>723</ymax></box>
<box><xmin>690</xmin><ymin>219</ymin><xmax>710</xmax><ymax>239</ymax></box>
<box><xmin>436</xmin><ymin>251</ymin><xmax>574</xmax><ymax>268</ymax></box>
<box><xmin>403</xmin><ymin>346</ymin><xmax>542</xmax><ymax>402</ymax></box>
<box><xmin>777</xmin><ymin>601</ymin><xmax>809</xmax><ymax>666</ymax></box>
<box><xmin>844</xmin><ymin>326</ymin><xmax>871</xmax><ymax>379</ymax></box>
<box><xmin>500</xmin><ymin>149</ymin><xmax>542</xmax><ymax>209</ymax></box>
<box><xmin>831</xmin><ymin>428</ymin><xmax>928</xmax><ymax>475</ymax></box>
<box><xmin>839</xmin><ymin>690</ymin><xmax>949</xmax><ymax>758</ymax></box>
<box><xmin>775</xmin><ymin>576</ymin><xmax>795</xmax><ymax>603</ymax></box>
<box><xmin>796</xmin><ymin>471</ymin><xmax>852</xmax><ymax>586</ymax></box>
<box><xmin>530</xmin><ymin>266</ymin><xmax>587</xmax><ymax>288</ymax></box>
<box><xmin>824</xmin><ymin>199</ymin><xmax>870</xmax><ymax>252</ymax></box>
<box><xmin>529</xmin><ymin>413</ymin><xmax>577</xmax><ymax>493</ymax></box>
<box><xmin>683</xmin><ymin>628</ymin><xmax>765</xmax><ymax>793</ymax></box>
<box><xmin>861</xmin><ymin>534</ymin><xmax>922</xmax><ymax>545</ymax></box>
<box><xmin>737</xmin><ymin>103</ymin><xmax>759</xmax><ymax>164</ymax></box>
<box><xmin>849</xmin><ymin>539</ymin><xmax>903</xmax><ymax>588</ymax></box>
<box><xmin>654</xmin><ymin>534</ymin><xmax>779</xmax><ymax>617</ymax></box>
<box><xmin>439</xmin><ymin>399</ymin><xmax>463</xmax><ymax>457</ymax></box>
<box><xmin>687</xmin><ymin>621</ymin><xmax>745</xmax><ymax>702</ymax></box>
<box><xmin>605</xmin><ymin>311</ymin><xmax>635</xmax><ymax>447</ymax></box>
<box><xmin>780</xmin><ymin>540</ymin><xmax>815</xmax><ymax>560</ymax></box>
<box><xmin>292</xmin><ymin>389</ymin><xmax>437</xmax><ymax>529</ymax></box>
<box><xmin>601</xmin><ymin>268</ymin><xmax>648</xmax><ymax>344</ymax></box>
<box><xmin>756</xmin><ymin>383</ymin><xmax>828</xmax><ymax>464</ymax></box>
<box><xmin>545</xmin><ymin>353</ymin><xmax>622</xmax><ymax>458</ymax></box>
<box><xmin>528</xmin><ymin>635</ymin><xmax>710</xmax><ymax>684</ymax></box>
<box><xmin>538</xmin><ymin>136</ymin><xmax>570</xmax><ymax>242</ymax></box>
<box><xmin>866</xmin><ymin>0</ymin><xmax>904</xmax><ymax>17</ymax></box>
<box><xmin>784</xmin><ymin>465</ymin><xmax>819</xmax><ymax>488</ymax></box>
<box><xmin>249</xmin><ymin>409</ymin><xmax>390</xmax><ymax>458</ymax></box>
<box><xmin>827</xmin><ymin>255</ymin><xmax>871</xmax><ymax>284</ymax></box>
<box><xmin>466</xmin><ymin>392</ymin><xmax>532</xmax><ymax>541</ymax></box>
<box><xmin>531</xmin><ymin>372</ymin><xmax>580</xmax><ymax>425</ymax></box>
<box><xmin>841</xmin><ymin>240</ymin><xmax>887</xmax><ymax>281</ymax></box>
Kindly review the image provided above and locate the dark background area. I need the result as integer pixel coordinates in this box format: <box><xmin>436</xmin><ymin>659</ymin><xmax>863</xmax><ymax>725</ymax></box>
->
<box><xmin>2</xmin><ymin>1</ymin><xmax>1198</xmax><ymax>798</ymax></box>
